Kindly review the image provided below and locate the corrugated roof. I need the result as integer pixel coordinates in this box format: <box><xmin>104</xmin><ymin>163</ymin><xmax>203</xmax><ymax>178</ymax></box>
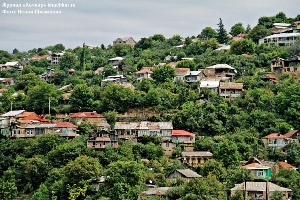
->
<box><xmin>55</xmin><ymin>122</ymin><xmax>77</xmax><ymax>128</ymax></box>
<box><xmin>230</xmin><ymin>182</ymin><xmax>292</xmax><ymax>192</ymax></box>
<box><xmin>182</xmin><ymin>151</ymin><xmax>213</xmax><ymax>157</ymax></box>
<box><xmin>70</xmin><ymin>112</ymin><xmax>105</xmax><ymax>118</ymax></box>
<box><xmin>114</xmin><ymin>121</ymin><xmax>173</xmax><ymax>130</ymax></box>
<box><xmin>264</xmin><ymin>33</ymin><xmax>300</xmax><ymax>39</ymax></box>
<box><xmin>200</xmin><ymin>81</ymin><xmax>220</xmax><ymax>88</ymax></box>
<box><xmin>176</xmin><ymin>169</ymin><xmax>202</xmax><ymax>178</ymax></box>
<box><xmin>206</xmin><ymin>64</ymin><xmax>235</xmax><ymax>70</ymax></box>
<box><xmin>241</xmin><ymin>163</ymin><xmax>270</xmax><ymax>169</ymax></box>
<box><xmin>285</xmin><ymin>130</ymin><xmax>299</xmax><ymax>138</ymax></box>
<box><xmin>2</xmin><ymin>110</ymin><xmax>25</xmax><ymax>117</ymax></box>
<box><xmin>262</xmin><ymin>133</ymin><xmax>287</xmax><ymax>139</ymax></box>
<box><xmin>139</xmin><ymin>187</ymin><xmax>172</xmax><ymax>196</ymax></box>
<box><xmin>172</xmin><ymin>130</ymin><xmax>195</xmax><ymax>136</ymax></box>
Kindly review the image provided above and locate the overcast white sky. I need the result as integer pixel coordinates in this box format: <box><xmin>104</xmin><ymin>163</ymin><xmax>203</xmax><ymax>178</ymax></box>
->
<box><xmin>0</xmin><ymin>0</ymin><xmax>299</xmax><ymax>52</ymax></box>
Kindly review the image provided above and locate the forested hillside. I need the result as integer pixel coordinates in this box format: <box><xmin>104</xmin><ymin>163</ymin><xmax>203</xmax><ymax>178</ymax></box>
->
<box><xmin>1</xmin><ymin>12</ymin><xmax>300</xmax><ymax>200</ymax></box>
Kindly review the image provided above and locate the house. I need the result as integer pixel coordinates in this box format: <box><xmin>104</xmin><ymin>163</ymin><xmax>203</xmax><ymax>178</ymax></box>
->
<box><xmin>278</xmin><ymin>161</ymin><xmax>297</xmax><ymax>170</ymax></box>
<box><xmin>259</xmin><ymin>33</ymin><xmax>300</xmax><ymax>46</ymax></box>
<box><xmin>230</xmin><ymin>181</ymin><xmax>292</xmax><ymax>200</ymax></box>
<box><xmin>241</xmin><ymin>163</ymin><xmax>272</xmax><ymax>180</ymax></box>
<box><xmin>114</xmin><ymin>121</ymin><xmax>173</xmax><ymax>155</ymax></box>
<box><xmin>232</xmin><ymin>33</ymin><xmax>247</xmax><ymax>41</ymax></box>
<box><xmin>260</xmin><ymin>74</ymin><xmax>277</xmax><ymax>83</ymax></box>
<box><xmin>219</xmin><ymin>82</ymin><xmax>243</xmax><ymax>99</ymax></box>
<box><xmin>199</xmin><ymin>80</ymin><xmax>220</xmax><ymax>93</ymax></box>
<box><xmin>3</xmin><ymin>61</ymin><xmax>23</xmax><ymax>70</ymax></box>
<box><xmin>203</xmin><ymin>64</ymin><xmax>237</xmax><ymax>81</ymax></box>
<box><xmin>70</xmin><ymin>111</ymin><xmax>110</xmax><ymax>130</ymax></box>
<box><xmin>172</xmin><ymin>130</ymin><xmax>195</xmax><ymax>152</ymax></box>
<box><xmin>51</xmin><ymin>52</ymin><xmax>64</xmax><ymax>65</ymax></box>
<box><xmin>181</xmin><ymin>151</ymin><xmax>213</xmax><ymax>167</ymax></box>
<box><xmin>135</xmin><ymin>67</ymin><xmax>153</xmax><ymax>81</ymax></box>
<box><xmin>262</xmin><ymin>133</ymin><xmax>289</xmax><ymax>148</ymax></box>
<box><xmin>31</xmin><ymin>54</ymin><xmax>51</xmax><ymax>61</ymax></box>
<box><xmin>101</xmin><ymin>75</ymin><xmax>127</xmax><ymax>86</ymax></box>
<box><xmin>138</xmin><ymin>187</ymin><xmax>172</xmax><ymax>199</ymax></box>
<box><xmin>0</xmin><ymin>78</ymin><xmax>14</xmax><ymax>86</ymax></box>
<box><xmin>52</xmin><ymin>122</ymin><xmax>78</xmax><ymax>137</ymax></box>
<box><xmin>271</xmin><ymin>23</ymin><xmax>292</xmax><ymax>34</ymax></box>
<box><xmin>113</xmin><ymin>37</ymin><xmax>136</xmax><ymax>47</ymax></box>
<box><xmin>184</xmin><ymin>71</ymin><xmax>204</xmax><ymax>83</ymax></box>
<box><xmin>87</xmin><ymin>130</ymin><xmax>119</xmax><ymax>149</ymax></box>
<box><xmin>40</xmin><ymin>68</ymin><xmax>55</xmax><ymax>82</ymax></box>
<box><xmin>270</xmin><ymin>56</ymin><xmax>300</xmax><ymax>73</ymax></box>
<box><xmin>174</xmin><ymin>68</ymin><xmax>190</xmax><ymax>81</ymax></box>
<box><xmin>284</xmin><ymin>129</ymin><xmax>300</xmax><ymax>143</ymax></box>
<box><xmin>108</xmin><ymin>57</ymin><xmax>123</xmax><ymax>66</ymax></box>
<box><xmin>168</xmin><ymin>169</ymin><xmax>201</xmax><ymax>182</ymax></box>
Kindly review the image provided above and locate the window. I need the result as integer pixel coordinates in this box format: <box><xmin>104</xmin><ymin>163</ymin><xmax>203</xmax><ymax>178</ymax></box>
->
<box><xmin>256</xmin><ymin>170</ymin><xmax>264</xmax><ymax>177</ymax></box>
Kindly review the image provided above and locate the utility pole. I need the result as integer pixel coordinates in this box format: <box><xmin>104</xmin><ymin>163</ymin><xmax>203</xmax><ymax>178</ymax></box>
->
<box><xmin>49</xmin><ymin>97</ymin><xmax>51</xmax><ymax>115</ymax></box>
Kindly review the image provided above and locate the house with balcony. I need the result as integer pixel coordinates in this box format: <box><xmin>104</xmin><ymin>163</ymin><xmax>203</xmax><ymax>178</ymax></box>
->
<box><xmin>270</xmin><ymin>56</ymin><xmax>300</xmax><ymax>73</ymax></box>
<box><xmin>219</xmin><ymin>82</ymin><xmax>243</xmax><ymax>99</ymax></box>
<box><xmin>181</xmin><ymin>151</ymin><xmax>213</xmax><ymax>167</ymax></box>
<box><xmin>70</xmin><ymin>112</ymin><xmax>110</xmax><ymax>130</ymax></box>
<box><xmin>241</xmin><ymin>163</ymin><xmax>272</xmax><ymax>180</ymax></box>
<box><xmin>87</xmin><ymin>130</ymin><xmax>119</xmax><ymax>149</ymax></box>
<box><xmin>259</xmin><ymin>32</ymin><xmax>300</xmax><ymax>46</ymax></box>
<box><xmin>230</xmin><ymin>181</ymin><xmax>292</xmax><ymax>200</ymax></box>
<box><xmin>174</xmin><ymin>68</ymin><xmax>190</xmax><ymax>82</ymax></box>
<box><xmin>184</xmin><ymin>71</ymin><xmax>204</xmax><ymax>83</ymax></box>
<box><xmin>203</xmin><ymin>64</ymin><xmax>237</xmax><ymax>81</ymax></box>
<box><xmin>51</xmin><ymin>52</ymin><xmax>64</xmax><ymax>65</ymax></box>
<box><xmin>261</xmin><ymin>133</ymin><xmax>288</xmax><ymax>148</ymax></box>
<box><xmin>134</xmin><ymin>67</ymin><xmax>153</xmax><ymax>81</ymax></box>
<box><xmin>108</xmin><ymin>57</ymin><xmax>123</xmax><ymax>67</ymax></box>
<box><xmin>199</xmin><ymin>80</ymin><xmax>220</xmax><ymax>94</ymax></box>
<box><xmin>114</xmin><ymin>121</ymin><xmax>173</xmax><ymax>155</ymax></box>
<box><xmin>172</xmin><ymin>130</ymin><xmax>195</xmax><ymax>152</ymax></box>
<box><xmin>101</xmin><ymin>75</ymin><xmax>128</xmax><ymax>86</ymax></box>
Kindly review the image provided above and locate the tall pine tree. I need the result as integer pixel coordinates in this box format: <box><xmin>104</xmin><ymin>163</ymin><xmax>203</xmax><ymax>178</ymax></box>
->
<box><xmin>217</xmin><ymin>18</ymin><xmax>228</xmax><ymax>44</ymax></box>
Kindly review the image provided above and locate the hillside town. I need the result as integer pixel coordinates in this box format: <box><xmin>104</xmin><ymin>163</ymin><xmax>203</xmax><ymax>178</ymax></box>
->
<box><xmin>0</xmin><ymin>12</ymin><xmax>300</xmax><ymax>200</ymax></box>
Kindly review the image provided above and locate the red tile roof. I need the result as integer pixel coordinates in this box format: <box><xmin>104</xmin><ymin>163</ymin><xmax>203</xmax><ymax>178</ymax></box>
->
<box><xmin>172</xmin><ymin>130</ymin><xmax>195</xmax><ymax>137</ymax></box>
<box><xmin>70</xmin><ymin>112</ymin><xmax>105</xmax><ymax>118</ymax></box>
<box><xmin>219</xmin><ymin>85</ymin><xmax>243</xmax><ymax>89</ymax></box>
<box><xmin>175</xmin><ymin>68</ymin><xmax>190</xmax><ymax>73</ymax></box>
<box><xmin>2</xmin><ymin>78</ymin><xmax>13</xmax><ymax>82</ymax></box>
<box><xmin>20</xmin><ymin>115</ymin><xmax>50</xmax><ymax>122</ymax></box>
<box><xmin>278</xmin><ymin>161</ymin><xmax>297</xmax><ymax>169</ymax></box>
<box><xmin>285</xmin><ymin>130</ymin><xmax>298</xmax><ymax>138</ymax></box>
<box><xmin>262</xmin><ymin>133</ymin><xmax>287</xmax><ymax>139</ymax></box>
<box><xmin>55</xmin><ymin>122</ymin><xmax>77</xmax><ymax>128</ymax></box>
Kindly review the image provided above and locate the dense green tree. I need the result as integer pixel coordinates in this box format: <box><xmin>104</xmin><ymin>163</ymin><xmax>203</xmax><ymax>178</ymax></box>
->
<box><xmin>168</xmin><ymin>34</ymin><xmax>183</xmax><ymax>46</ymax></box>
<box><xmin>230</xmin><ymin>39</ymin><xmax>256</xmax><ymax>55</ymax></box>
<box><xmin>247</xmin><ymin>25</ymin><xmax>271</xmax><ymax>44</ymax></box>
<box><xmin>217</xmin><ymin>18</ymin><xmax>228</xmax><ymax>44</ymax></box>
<box><xmin>199</xmin><ymin>27</ymin><xmax>218</xmax><ymax>40</ymax></box>
<box><xmin>70</xmin><ymin>84</ymin><xmax>94</xmax><ymax>111</ymax></box>
<box><xmin>102</xmin><ymin>64</ymin><xmax>118</xmax><ymax>77</ymax></box>
<box><xmin>113</xmin><ymin>44</ymin><xmax>133</xmax><ymax>57</ymax></box>
<box><xmin>26</xmin><ymin>82</ymin><xmax>62</xmax><ymax>114</ymax></box>
<box><xmin>14</xmin><ymin>73</ymin><xmax>44</xmax><ymax>93</ymax></box>
<box><xmin>30</xmin><ymin>183</ymin><xmax>50</xmax><ymax>200</ymax></box>
<box><xmin>0</xmin><ymin>179</ymin><xmax>18</xmax><ymax>200</ymax></box>
<box><xmin>214</xmin><ymin>139</ymin><xmax>241</xmax><ymax>168</ymax></box>
<box><xmin>59</xmin><ymin>53</ymin><xmax>78</xmax><ymax>70</ymax></box>
<box><xmin>230</xmin><ymin>22</ymin><xmax>246</xmax><ymax>36</ymax></box>
<box><xmin>12</xmin><ymin>48</ymin><xmax>19</xmax><ymax>54</ymax></box>
<box><xmin>52</xmin><ymin>43</ymin><xmax>65</xmax><ymax>52</ymax></box>
<box><xmin>151</xmin><ymin>65</ymin><xmax>175</xmax><ymax>83</ymax></box>
<box><xmin>200</xmin><ymin>159</ymin><xmax>227</xmax><ymax>181</ymax></box>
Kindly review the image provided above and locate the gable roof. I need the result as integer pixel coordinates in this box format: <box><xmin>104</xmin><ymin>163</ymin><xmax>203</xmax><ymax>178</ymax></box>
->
<box><xmin>278</xmin><ymin>161</ymin><xmax>297</xmax><ymax>169</ymax></box>
<box><xmin>175</xmin><ymin>68</ymin><xmax>190</xmax><ymax>74</ymax></box>
<box><xmin>114</xmin><ymin>37</ymin><xmax>134</xmax><ymax>42</ymax></box>
<box><xmin>231</xmin><ymin>182</ymin><xmax>292</xmax><ymax>192</ymax></box>
<box><xmin>174</xmin><ymin>169</ymin><xmax>202</xmax><ymax>178</ymax></box>
<box><xmin>70</xmin><ymin>112</ymin><xmax>105</xmax><ymax>118</ymax></box>
<box><xmin>262</xmin><ymin>133</ymin><xmax>287</xmax><ymax>139</ymax></box>
<box><xmin>285</xmin><ymin>130</ymin><xmax>299</xmax><ymax>138</ymax></box>
<box><xmin>172</xmin><ymin>130</ymin><xmax>195</xmax><ymax>137</ymax></box>
<box><xmin>2</xmin><ymin>110</ymin><xmax>25</xmax><ymax>117</ymax></box>
<box><xmin>139</xmin><ymin>187</ymin><xmax>172</xmax><ymax>196</ymax></box>
<box><xmin>241</xmin><ymin>163</ymin><xmax>271</xmax><ymax>170</ymax></box>
<box><xmin>181</xmin><ymin>151</ymin><xmax>213</xmax><ymax>157</ymax></box>
<box><xmin>54</xmin><ymin>122</ymin><xmax>77</xmax><ymax>128</ymax></box>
